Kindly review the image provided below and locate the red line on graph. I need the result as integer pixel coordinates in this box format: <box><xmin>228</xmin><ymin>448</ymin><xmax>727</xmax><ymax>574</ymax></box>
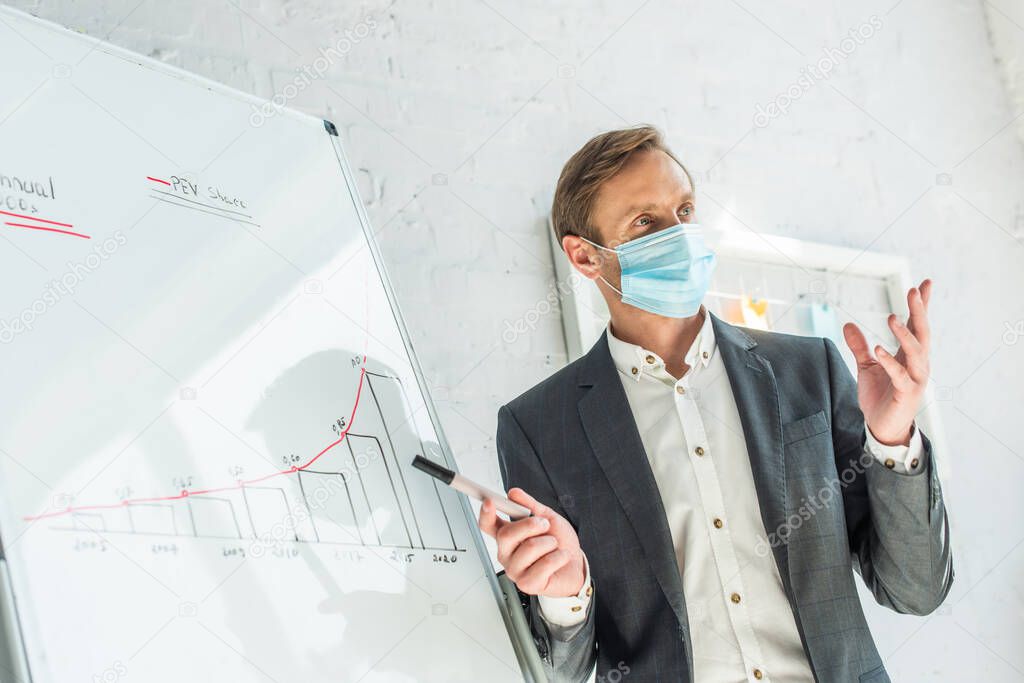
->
<box><xmin>22</xmin><ymin>354</ymin><xmax>370</xmax><ymax>522</ymax></box>
<box><xmin>146</xmin><ymin>176</ymin><xmax>171</xmax><ymax>186</ymax></box>
<box><xmin>0</xmin><ymin>210</ymin><xmax>74</xmax><ymax>228</ymax></box>
<box><xmin>5</xmin><ymin>222</ymin><xmax>91</xmax><ymax>240</ymax></box>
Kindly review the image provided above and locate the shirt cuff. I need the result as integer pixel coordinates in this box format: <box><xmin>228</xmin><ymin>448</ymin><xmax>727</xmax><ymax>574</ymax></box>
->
<box><xmin>865</xmin><ymin>421</ymin><xmax>925</xmax><ymax>474</ymax></box>
<box><xmin>537</xmin><ymin>550</ymin><xmax>593</xmax><ymax>628</ymax></box>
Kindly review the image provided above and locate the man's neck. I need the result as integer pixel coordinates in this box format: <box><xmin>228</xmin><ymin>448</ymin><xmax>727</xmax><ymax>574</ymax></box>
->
<box><xmin>608</xmin><ymin>305</ymin><xmax>706</xmax><ymax>380</ymax></box>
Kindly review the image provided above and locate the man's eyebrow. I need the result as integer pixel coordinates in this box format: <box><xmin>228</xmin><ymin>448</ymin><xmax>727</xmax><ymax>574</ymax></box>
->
<box><xmin>617</xmin><ymin>190</ymin><xmax>695</xmax><ymax>220</ymax></box>
<box><xmin>618</xmin><ymin>202</ymin><xmax>658</xmax><ymax>220</ymax></box>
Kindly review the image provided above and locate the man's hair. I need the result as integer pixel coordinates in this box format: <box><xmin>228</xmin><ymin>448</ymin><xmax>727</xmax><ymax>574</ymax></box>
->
<box><xmin>550</xmin><ymin>124</ymin><xmax>694</xmax><ymax>248</ymax></box>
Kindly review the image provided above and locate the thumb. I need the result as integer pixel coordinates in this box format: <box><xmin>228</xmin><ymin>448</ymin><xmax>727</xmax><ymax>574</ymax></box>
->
<box><xmin>508</xmin><ymin>488</ymin><xmax>576</xmax><ymax>543</ymax></box>
<box><xmin>507</xmin><ymin>487</ymin><xmax>550</xmax><ymax>518</ymax></box>
<box><xmin>842</xmin><ymin>322</ymin><xmax>873</xmax><ymax>369</ymax></box>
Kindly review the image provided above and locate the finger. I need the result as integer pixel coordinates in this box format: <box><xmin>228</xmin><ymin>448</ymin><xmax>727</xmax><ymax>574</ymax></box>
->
<box><xmin>477</xmin><ymin>497</ymin><xmax>508</xmax><ymax>539</ymax></box>
<box><xmin>888</xmin><ymin>313</ymin><xmax>923</xmax><ymax>356</ymax></box>
<box><xmin>907</xmin><ymin>285</ymin><xmax>931</xmax><ymax>351</ymax></box>
<box><xmin>504</xmin><ymin>534</ymin><xmax>559</xmax><ymax>579</ymax></box>
<box><xmin>843</xmin><ymin>322</ymin><xmax>875</xmax><ymax>369</ymax></box>
<box><xmin>508</xmin><ymin>487</ymin><xmax>580</xmax><ymax>548</ymax></box>
<box><xmin>874</xmin><ymin>345</ymin><xmax>916</xmax><ymax>392</ymax></box>
<box><xmin>495</xmin><ymin>515</ymin><xmax>551</xmax><ymax>565</ymax></box>
<box><xmin>508</xmin><ymin>487</ymin><xmax>556</xmax><ymax>521</ymax></box>
<box><xmin>889</xmin><ymin>314</ymin><xmax>929</xmax><ymax>382</ymax></box>
<box><xmin>920</xmin><ymin>278</ymin><xmax>932</xmax><ymax>311</ymax></box>
<box><xmin>516</xmin><ymin>549</ymin><xmax>573</xmax><ymax>595</ymax></box>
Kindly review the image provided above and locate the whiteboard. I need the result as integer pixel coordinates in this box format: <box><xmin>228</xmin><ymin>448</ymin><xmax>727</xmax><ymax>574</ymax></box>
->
<box><xmin>0</xmin><ymin>7</ymin><xmax>527</xmax><ymax>682</ymax></box>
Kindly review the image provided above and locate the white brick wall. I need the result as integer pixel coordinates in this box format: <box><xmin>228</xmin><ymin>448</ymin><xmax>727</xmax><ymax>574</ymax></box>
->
<box><xmin>7</xmin><ymin>1</ymin><xmax>1024</xmax><ymax>679</ymax></box>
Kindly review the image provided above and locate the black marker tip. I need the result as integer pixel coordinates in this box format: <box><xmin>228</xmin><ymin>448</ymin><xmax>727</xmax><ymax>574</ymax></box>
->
<box><xmin>411</xmin><ymin>454</ymin><xmax>455</xmax><ymax>485</ymax></box>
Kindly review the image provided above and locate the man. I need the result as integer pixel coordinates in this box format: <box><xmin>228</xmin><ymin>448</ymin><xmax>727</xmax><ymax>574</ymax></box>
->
<box><xmin>478</xmin><ymin>125</ymin><xmax>952</xmax><ymax>683</ymax></box>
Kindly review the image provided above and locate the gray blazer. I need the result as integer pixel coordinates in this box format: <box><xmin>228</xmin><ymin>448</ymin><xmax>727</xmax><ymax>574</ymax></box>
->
<box><xmin>496</xmin><ymin>311</ymin><xmax>953</xmax><ymax>683</ymax></box>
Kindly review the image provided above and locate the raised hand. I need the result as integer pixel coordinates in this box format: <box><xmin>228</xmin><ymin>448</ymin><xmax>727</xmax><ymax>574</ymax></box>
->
<box><xmin>841</xmin><ymin>279</ymin><xmax>932</xmax><ymax>446</ymax></box>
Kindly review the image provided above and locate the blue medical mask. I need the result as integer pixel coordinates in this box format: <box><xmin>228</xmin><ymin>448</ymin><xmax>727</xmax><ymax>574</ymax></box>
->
<box><xmin>580</xmin><ymin>223</ymin><xmax>716</xmax><ymax>318</ymax></box>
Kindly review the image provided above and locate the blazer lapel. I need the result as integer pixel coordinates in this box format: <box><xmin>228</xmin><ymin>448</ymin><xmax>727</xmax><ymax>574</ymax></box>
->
<box><xmin>576</xmin><ymin>333</ymin><xmax>692</xmax><ymax>638</ymax></box>
<box><xmin>709</xmin><ymin>312</ymin><xmax>791</xmax><ymax>590</ymax></box>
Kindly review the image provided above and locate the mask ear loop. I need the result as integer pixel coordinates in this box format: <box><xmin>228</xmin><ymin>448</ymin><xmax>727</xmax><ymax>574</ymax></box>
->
<box><xmin>576</xmin><ymin>234</ymin><xmax>613</xmax><ymax>252</ymax></box>
<box><xmin>597</xmin><ymin>275</ymin><xmax>624</xmax><ymax>297</ymax></box>
<box><xmin>577</xmin><ymin>235</ymin><xmax>626</xmax><ymax>297</ymax></box>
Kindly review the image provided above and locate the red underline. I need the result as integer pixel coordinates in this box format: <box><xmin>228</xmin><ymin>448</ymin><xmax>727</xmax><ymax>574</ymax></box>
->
<box><xmin>146</xmin><ymin>176</ymin><xmax>171</xmax><ymax>186</ymax></box>
<box><xmin>5</xmin><ymin>222</ymin><xmax>91</xmax><ymax>240</ymax></box>
<box><xmin>23</xmin><ymin>359</ymin><xmax>369</xmax><ymax>522</ymax></box>
<box><xmin>0</xmin><ymin>210</ymin><xmax>74</xmax><ymax>228</ymax></box>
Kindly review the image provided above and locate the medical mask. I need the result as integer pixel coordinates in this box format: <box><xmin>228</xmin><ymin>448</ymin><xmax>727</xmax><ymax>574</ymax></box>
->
<box><xmin>580</xmin><ymin>223</ymin><xmax>716</xmax><ymax>318</ymax></box>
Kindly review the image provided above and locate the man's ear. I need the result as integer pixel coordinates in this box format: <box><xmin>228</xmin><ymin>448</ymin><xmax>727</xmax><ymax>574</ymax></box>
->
<box><xmin>561</xmin><ymin>234</ymin><xmax>603</xmax><ymax>281</ymax></box>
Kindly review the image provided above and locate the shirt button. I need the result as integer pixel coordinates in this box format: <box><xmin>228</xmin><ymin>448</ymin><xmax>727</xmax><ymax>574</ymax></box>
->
<box><xmin>884</xmin><ymin>458</ymin><xmax>896</xmax><ymax>469</ymax></box>
<box><xmin>694</xmin><ymin>446</ymin><xmax>705</xmax><ymax>456</ymax></box>
<box><xmin>570</xmin><ymin>605</ymin><xmax>582</xmax><ymax>612</ymax></box>
<box><xmin>753</xmin><ymin>669</ymin><xmax>764</xmax><ymax>680</ymax></box>
<box><xmin>702</xmin><ymin>351</ymin><xmax>709</xmax><ymax>359</ymax></box>
<box><xmin>585</xmin><ymin>585</ymin><xmax>593</xmax><ymax>597</ymax></box>
<box><xmin>645</xmin><ymin>354</ymin><xmax>656</xmax><ymax>364</ymax></box>
<box><xmin>911</xmin><ymin>458</ymin><xmax>920</xmax><ymax>468</ymax></box>
<box><xmin>713</xmin><ymin>518</ymin><xmax>724</xmax><ymax>529</ymax></box>
<box><xmin>730</xmin><ymin>592</ymin><xmax>741</xmax><ymax>604</ymax></box>
<box><xmin>631</xmin><ymin>367</ymin><xmax>638</xmax><ymax>375</ymax></box>
<box><xmin>675</xmin><ymin>386</ymin><xmax>685</xmax><ymax>395</ymax></box>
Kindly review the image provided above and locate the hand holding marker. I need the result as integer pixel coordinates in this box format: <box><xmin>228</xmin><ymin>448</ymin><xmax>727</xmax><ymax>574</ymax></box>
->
<box><xmin>412</xmin><ymin>455</ymin><xmax>588</xmax><ymax>599</ymax></box>
<box><xmin>411</xmin><ymin>454</ymin><xmax>531</xmax><ymax>519</ymax></box>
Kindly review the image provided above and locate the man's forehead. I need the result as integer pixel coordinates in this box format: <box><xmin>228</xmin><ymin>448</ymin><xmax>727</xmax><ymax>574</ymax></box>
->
<box><xmin>595</xmin><ymin>151</ymin><xmax>693</xmax><ymax>217</ymax></box>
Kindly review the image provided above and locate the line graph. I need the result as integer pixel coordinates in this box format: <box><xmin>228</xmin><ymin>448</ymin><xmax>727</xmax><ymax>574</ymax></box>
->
<box><xmin>25</xmin><ymin>365</ymin><xmax>465</xmax><ymax>553</ymax></box>
<box><xmin>25</xmin><ymin>359</ymin><xmax>368</xmax><ymax>522</ymax></box>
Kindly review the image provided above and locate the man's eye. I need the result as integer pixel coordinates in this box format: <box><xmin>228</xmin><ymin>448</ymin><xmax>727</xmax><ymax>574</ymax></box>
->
<box><xmin>679</xmin><ymin>205</ymin><xmax>694</xmax><ymax>217</ymax></box>
<box><xmin>636</xmin><ymin>216</ymin><xmax>654</xmax><ymax>226</ymax></box>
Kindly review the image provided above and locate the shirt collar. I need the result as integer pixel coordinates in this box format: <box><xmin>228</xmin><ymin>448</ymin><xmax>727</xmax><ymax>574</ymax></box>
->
<box><xmin>605</xmin><ymin>305</ymin><xmax>716</xmax><ymax>383</ymax></box>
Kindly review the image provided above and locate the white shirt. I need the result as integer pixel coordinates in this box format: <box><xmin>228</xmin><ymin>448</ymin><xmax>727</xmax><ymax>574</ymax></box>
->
<box><xmin>538</xmin><ymin>306</ymin><xmax>923</xmax><ymax>682</ymax></box>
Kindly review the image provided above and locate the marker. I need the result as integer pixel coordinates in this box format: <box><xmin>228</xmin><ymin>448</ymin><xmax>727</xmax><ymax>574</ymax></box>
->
<box><xmin>412</xmin><ymin>455</ymin><xmax>531</xmax><ymax>520</ymax></box>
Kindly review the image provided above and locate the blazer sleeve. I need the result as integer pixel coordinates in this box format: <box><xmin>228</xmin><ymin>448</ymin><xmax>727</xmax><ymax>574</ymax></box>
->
<box><xmin>824</xmin><ymin>336</ymin><xmax>954</xmax><ymax>615</ymax></box>
<box><xmin>496</xmin><ymin>403</ymin><xmax>598</xmax><ymax>683</ymax></box>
